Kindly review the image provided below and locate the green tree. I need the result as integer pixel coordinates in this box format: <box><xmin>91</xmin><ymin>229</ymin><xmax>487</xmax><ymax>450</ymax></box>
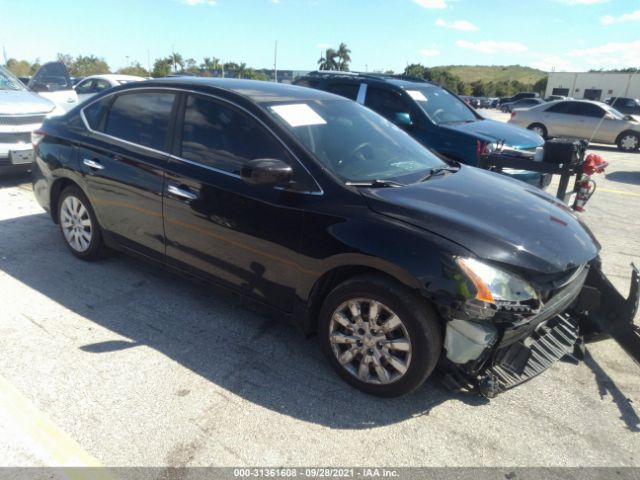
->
<box><xmin>404</xmin><ymin>63</ymin><xmax>429</xmax><ymax>79</ymax></box>
<box><xmin>318</xmin><ymin>48</ymin><xmax>338</xmax><ymax>70</ymax></box>
<box><xmin>56</xmin><ymin>53</ymin><xmax>74</xmax><ymax>69</ymax></box>
<box><xmin>5</xmin><ymin>58</ymin><xmax>32</xmax><ymax>77</ymax></box>
<box><xmin>118</xmin><ymin>62</ymin><xmax>149</xmax><ymax>77</ymax></box>
<box><xmin>70</xmin><ymin>55</ymin><xmax>110</xmax><ymax>76</ymax></box>
<box><xmin>184</xmin><ymin>58</ymin><xmax>200</xmax><ymax>75</ymax></box>
<box><xmin>533</xmin><ymin>75</ymin><xmax>548</xmax><ymax>95</ymax></box>
<box><xmin>170</xmin><ymin>52</ymin><xmax>184</xmax><ymax>73</ymax></box>
<box><xmin>152</xmin><ymin>57</ymin><xmax>172</xmax><ymax>77</ymax></box>
<box><xmin>336</xmin><ymin>42</ymin><xmax>351</xmax><ymax>71</ymax></box>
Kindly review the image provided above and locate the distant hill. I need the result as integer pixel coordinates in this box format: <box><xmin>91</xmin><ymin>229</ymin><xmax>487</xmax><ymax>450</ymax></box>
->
<box><xmin>431</xmin><ymin>65</ymin><xmax>548</xmax><ymax>84</ymax></box>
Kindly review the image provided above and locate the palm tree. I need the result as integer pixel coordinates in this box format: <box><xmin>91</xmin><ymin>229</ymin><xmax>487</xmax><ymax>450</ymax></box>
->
<box><xmin>318</xmin><ymin>48</ymin><xmax>338</xmax><ymax>71</ymax></box>
<box><xmin>336</xmin><ymin>42</ymin><xmax>351</xmax><ymax>71</ymax></box>
<box><xmin>170</xmin><ymin>52</ymin><xmax>184</xmax><ymax>73</ymax></box>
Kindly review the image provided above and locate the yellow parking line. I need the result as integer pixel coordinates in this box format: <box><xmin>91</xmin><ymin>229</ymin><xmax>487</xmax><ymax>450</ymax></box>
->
<box><xmin>598</xmin><ymin>187</ymin><xmax>640</xmax><ymax>197</ymax></box>
<box><xmin>0</xmin><ymin>374</ymin><xmax>116</xmax><ymax>479</ymax></box>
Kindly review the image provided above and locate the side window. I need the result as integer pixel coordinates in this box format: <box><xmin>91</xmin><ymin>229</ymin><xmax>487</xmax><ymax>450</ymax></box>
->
<box><xmin>82</xmin><ymin>96</ymin><xmax>111</xmax><ymax>130</ymax></box>
<box><xmin>94</xmin><ymin>79</ymin><xmax>111</xmax><ymax>92</ymax></box>
<box><xmin>577</xmin><ymin>103</ymin><xmax>605</xmax><ymax>118</ymax></box>
<box><xmin>181</xmin><ymin>95</ymin><xmax>288</xmax><ymax>175</ymax></box>
<box><xmin>326</xmin><ymin>83</ymin><xmax>360</xmax><ymax>101</ymax></box>
<box><xmin>104</xmin><ymin>92</ymin><xmax>175</xmax><ymax>151</ymax></box>
<box><xmin>75</xmin><ymin>79</ymin><xmax>94</xmax><ymax>94</ymax></box>
<box><xmin>548</xmin><ymin>102</ymin><xmax>579</xmax><ymax>115</ymax></box>
<box><xmin>364</xmin><ymin>87</ymin><xmax>410</xmax><ymax>121</ymax></box>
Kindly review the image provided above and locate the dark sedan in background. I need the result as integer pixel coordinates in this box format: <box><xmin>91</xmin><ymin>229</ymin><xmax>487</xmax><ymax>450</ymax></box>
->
<box><xmin>500</xmin><ymin>98</ymin><xmax>545</xmax><ymax>113</ymax></box>
<box><xmin>31</xmin><ymin>78</ymin><xmax>638</xmax><ymax>398</ymax></box>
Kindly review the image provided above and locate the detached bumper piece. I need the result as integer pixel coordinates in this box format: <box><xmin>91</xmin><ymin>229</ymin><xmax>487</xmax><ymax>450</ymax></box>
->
<box><xmin>577</xmin><ymin>263</ymin><xmax>640</xmax><ymax>365</ymax></box>
<box><xmin>479</xmin><ymin>314</ymin><xmax>579</xmax><ymax>398</ymax></box>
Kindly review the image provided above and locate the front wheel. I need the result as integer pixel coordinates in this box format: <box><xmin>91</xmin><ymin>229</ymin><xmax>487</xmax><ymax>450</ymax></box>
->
<box><xmin>318</xmin><ymin>275</ymin><xmax>442</xmax><ymax>397</ymax></box>
<box><xmin>58</xmin><ymin>186</ymin><xmax>105</xmax><ymax>260</ymax></box>
<box><xmin>617</xmin><ymin>132</ymin><xmax>639</xmax><ymax>152</ymax></box>
<box><xmin>528</xmin><ymin>123</ymin><xmax>548</xmax><ymax>139</ymax></box>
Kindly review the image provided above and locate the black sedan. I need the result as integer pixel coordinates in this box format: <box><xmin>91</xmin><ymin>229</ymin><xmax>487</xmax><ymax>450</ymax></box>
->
<box><xmin>500</xmin><ymin>98</ymin><xmax>545</xmax><ymax>113</ymax></box>
<box><xmin>32</xmin><ymin>78</ymin><xmax>639</xmax><ymax>398</ymax></box>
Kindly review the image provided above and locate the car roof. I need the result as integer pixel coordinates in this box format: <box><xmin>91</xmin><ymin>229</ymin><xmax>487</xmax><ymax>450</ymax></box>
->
<box><xmin>299</xmin><ymin>71</ymin><xmax>438</xmax><ymax>88</ymax></box>
<box><xmin>82</xmin><ymin>74</ymin><xmax>146</xmax><ymax>82</ymax></box>
<box><xmin>134</xmin><ymin>77</ymin><xmax>341</xmax><ymax>104</ymax></box>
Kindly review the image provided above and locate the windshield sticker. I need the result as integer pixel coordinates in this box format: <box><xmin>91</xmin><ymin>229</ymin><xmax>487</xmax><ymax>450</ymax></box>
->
<box><xmin>270</xmin><ymin>104</ymin><xmax>327</xmax><ymax>127</ymax></box>
<box><xmin>406</xmin><ymin>90</ymin><xmax>427</xmax><ymax>102</ymax></box>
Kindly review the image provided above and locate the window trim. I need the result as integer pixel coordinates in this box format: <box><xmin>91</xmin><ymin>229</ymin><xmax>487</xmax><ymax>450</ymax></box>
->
<box><xmin>79</xmin><ymin>86</ymin><xmax>323</xmax><ymax>195</ymax></box>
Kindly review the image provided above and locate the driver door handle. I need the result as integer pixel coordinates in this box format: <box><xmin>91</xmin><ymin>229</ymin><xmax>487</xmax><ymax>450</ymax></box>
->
<box><xmin>83</xmin><ymin>158</ymin><xmax>105</xmax><ymax>170</ymax></box>
<box><xmin>168</xmin><ymin>184</ymin><xmax>198</xmax><ymax>201</ymax></box>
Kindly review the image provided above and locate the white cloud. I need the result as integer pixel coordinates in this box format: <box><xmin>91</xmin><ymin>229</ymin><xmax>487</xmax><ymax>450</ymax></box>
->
<box><xmin>272</xmin><ymin>0</ymin><xmax>281</xmax><ymax>3</ymax></box>
<box><xmin>435</xmin><ymin>18</ymin><xmax>478</xmax><ymax>31</ymax></box>
<box><xmin>420</xmin><ymin>48</ymin><xmax>441</xmax><ymax>57</ymax></box>
<box><xmin>180</xmin><ymin>0</ymin><xmax>216</xmax><ymax>5</ymax></box>
<box><xmin>602</xmin><ymin>10</ymin><xmax>640</xmax><ymax>25</ymax></box>
<box><xmin>555</xmin><ymin>0</ymin><xmax>608</xmax><ymax>5</ymax></box>
<box><xmin>413</xmin><ymin>0</ymin><xmax>447</xmax><ymax>9</ymax></box>
<box><xmin>530</xmin><ymin>55</ymin><xmax>578</xmax><ymax>72</ymax></box>
<box><xmin>316</xmin><ymin>43</ymin><xmax>331</xmax><ymax>49</ymax></box>
<box><xmin>568</xmin><ymin>40</ymin><xmax>640</xmax><ymax>68</ymax></box>
<box><xmin>456</xmin><ymin>40</ymin><xmax>527</xmax><ymax>54</ymax></box>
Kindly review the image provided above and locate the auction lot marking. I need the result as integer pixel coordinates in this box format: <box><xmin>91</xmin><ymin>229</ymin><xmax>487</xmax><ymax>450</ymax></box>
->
<box><xmin>0</xmin><ymin>374</ymin><xmax>115</xmax><ymax>479</ymax></box>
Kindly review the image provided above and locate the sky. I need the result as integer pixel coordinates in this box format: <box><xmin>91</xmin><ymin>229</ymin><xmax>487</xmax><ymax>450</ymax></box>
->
<box><xmin>0</xmin><ymin>0</ymin><xmax>639</xmax><ymax>73</ymax></box>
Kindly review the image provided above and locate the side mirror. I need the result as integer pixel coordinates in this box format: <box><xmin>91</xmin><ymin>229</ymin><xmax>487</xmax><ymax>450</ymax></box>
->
<box><xmin>394</xmin><ymin>112</ymin><xmax>413</xmax><ymax>128</ymax></box>
<box><xmin>241</xmin><ymin>158</ymin><xmax>293</xmax><ymax>187</ymax></box>
<box><xmin>604</xmin><ymin>113</ymin><xmax>614</xmax><ymax>120</ymax></box>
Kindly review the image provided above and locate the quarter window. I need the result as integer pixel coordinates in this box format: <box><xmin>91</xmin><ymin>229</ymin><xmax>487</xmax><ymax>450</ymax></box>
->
<box><xmin>326</xmin><ymin>83</ymin><xmax>360</xmax><ymax>101</ymax></box>
<box><xmin>180</xmin><ymin>95</ymin><xmax>288</xmax><ymax>175</ymax></box>
<box><xmin>104</xmin><ymin>92</ymin><xmax>175</xmax><ymax>151</ymax></box>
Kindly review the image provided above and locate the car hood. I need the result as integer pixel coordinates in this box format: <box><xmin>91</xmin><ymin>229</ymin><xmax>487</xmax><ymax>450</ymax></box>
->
<box><xmin>442</xmin><ymin>118</ymin><xmax>543</xmax><ymax>149</ymax></box>
<box><xmin>0</xmin><ymin>89</ymin><xmax>55</xmax><ymax>115</ymax></box>
<box><xmin>362</xmin><ymin>166</ymin><xmax>600</xmax><ymax>275</ymax></box>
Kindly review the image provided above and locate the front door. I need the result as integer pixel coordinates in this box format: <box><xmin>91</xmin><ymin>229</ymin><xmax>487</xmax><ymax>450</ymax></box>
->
<box><xmin>163</xmin><ymin>93</ymin><xmax>310</xmax><ymax>311</ymax></box>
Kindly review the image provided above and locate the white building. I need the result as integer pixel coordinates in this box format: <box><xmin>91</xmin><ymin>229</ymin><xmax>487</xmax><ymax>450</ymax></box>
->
<box><xmin>545</xmin><ymin>72</ymin><xmax>640</xmax><ymax>101</ymax></box>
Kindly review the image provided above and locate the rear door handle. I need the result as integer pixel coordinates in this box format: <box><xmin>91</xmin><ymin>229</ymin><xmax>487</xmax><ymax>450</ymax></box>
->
<box><xmin>83</xmin><ymin>158</ymin><xmax>104</xmax><ymax>170</ymax></box>
<box><xmin>168</xmin><ymin>184</ymin><xmax>198</xmax><ymax>201</ymax></box>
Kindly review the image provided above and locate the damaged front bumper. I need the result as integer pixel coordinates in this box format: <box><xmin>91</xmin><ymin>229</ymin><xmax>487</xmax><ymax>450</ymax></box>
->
<box><xmin>442</xmin><ymin>262</ymin><xmax>640</xmax><ymax>398</ymax></box>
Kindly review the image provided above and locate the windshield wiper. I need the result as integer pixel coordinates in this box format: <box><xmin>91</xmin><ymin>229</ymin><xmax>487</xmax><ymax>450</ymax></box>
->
<box><xmin>418</xmin><ymin>166</ymin><xmax>459</xmax><ymax>182</ymax></box>
<box><xmin>345</xmin><ymin>179</ymin><xmax>405</xmax><ymax>188</ymax></box>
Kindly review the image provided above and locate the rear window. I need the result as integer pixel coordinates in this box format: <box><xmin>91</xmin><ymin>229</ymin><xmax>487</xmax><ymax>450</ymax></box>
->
<box><xmin>104</xmin><ymin>92</ymin><xmax>175</xmax><ymax>151</ymax></box>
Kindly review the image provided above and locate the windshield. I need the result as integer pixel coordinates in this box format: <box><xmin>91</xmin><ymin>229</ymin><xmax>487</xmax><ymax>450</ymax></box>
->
<box><xmin>0</xmin><ymin>65</ymin><xmax>26</xmax><ymax>91</ymax></box>
<box><xmin>267</xmin><ymin>99</ymin><xmax>446</xmax><ymax>183</ymax></box>
<box><xmin>406</xmin><ymin>86</ymin><xmax>477</xmax><ymax>125</ymax></box>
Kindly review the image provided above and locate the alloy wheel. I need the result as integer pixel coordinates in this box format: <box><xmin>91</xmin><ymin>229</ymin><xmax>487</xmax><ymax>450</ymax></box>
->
<box><xmin>60</xmin><ymin>195</ymin><xmax>93</xmax><ymax>252</ymax></box>
<box><xmin>328</xmin><ymin>298</ymin><xmax>412</xmax><ymax>385</ymax></box>
<box><xmin>620</xmin><ymin>134</ymin><xmax>639</xmax><ymax>151</ymax></box>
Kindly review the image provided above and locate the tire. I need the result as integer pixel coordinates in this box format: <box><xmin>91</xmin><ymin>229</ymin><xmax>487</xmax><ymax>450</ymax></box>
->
<box><xmin>318</xmin><ymin>274</ymin><xmax>442</xmax><ymax>397</ymax></box>
<box><xmin>57</xmin><ymin>186</ymin><xmax>104</xmax><ymax>260</ymax></box>
<box><xmin>528</xmin><ymin>123</ymin><xmax>548</xmax><ymax>139</ymax></box>
<box><xmin>617</xmin><ymin>131</ymin><xmax>640</xmax><ymax>152</ymax></box>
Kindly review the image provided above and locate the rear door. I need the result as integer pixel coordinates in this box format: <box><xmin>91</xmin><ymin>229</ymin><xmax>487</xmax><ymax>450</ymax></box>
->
<box><xmin>78</xmin><ymin>89</ymin><xmax>176</xmax><ymax>260</ymax></box>
<box><xmin>28</xmin><ymin>62</ymin><xmax>78</xmax><ymax>111</ymax></box>
<box><xmin>541</xmin><ymin>102</ymin><xmax>580</xmax><ymax>138</ymax></box>
<box><xmin>162</xmin><ymin>93</ymin><xmax>313</xmax><ymax>311</ymax></box>
<box><xmin>573</xmin><ymin>103</ymin><xmax>607</xmax><ymax>141</ymax></box>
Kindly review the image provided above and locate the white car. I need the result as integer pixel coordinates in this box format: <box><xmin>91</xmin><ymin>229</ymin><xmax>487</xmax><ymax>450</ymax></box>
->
<box><xmin>74</xmin><ymin>74</ymin><xmax>146</xmax><ymax>103</ymax></box>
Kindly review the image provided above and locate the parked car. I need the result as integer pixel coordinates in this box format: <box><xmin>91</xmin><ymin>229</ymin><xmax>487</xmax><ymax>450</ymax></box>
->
<box><xmin>0</xmin><ymin>65</ymin><xmax>62</xmax><ymax>174</ymax></box>
<box><xmin>478</xmin><ymin>97</ymin><xmax>494</xmax><ymax>108</ymax></box>
<box><xmin>26</xmin><ymin>61</ymin><xmax>79</xmax><ymax>112</ymax></box>
<box><xmin>500</xmin><ymin>98</ymin><xmax>545</xmax><ymax>113</ymax></box>
<box><xmin>605</xmin><ymin>97</ymin><xmax>640</xmax><ymax>116</ymax></box>
<box><xmin>74</xmin><ymin>74</ymin><xmax>146</xmax><ymax>103</ymax></box>
<box><xmin>544</xmin><ymin>95</ymin><xmax>567</xmax><ymax>102</ymax></box>
<box><xmin>499</xmin><ymin>92</ymin><xmax>539</xmax><ymax>106</ymax></box>
<box><xmin>32</xmin><ymin>78</ymin><xmax>637</xmax><ymax>398</ymax></box>
<box><xmin>508</xmin><ymin>99</ymin><xmax>640</xmax><ymax>151</ymax></box>
<box><xmin>294</xmin><ymin>72</ymin><xmax>548</xmax><ymax>188</ymax></box>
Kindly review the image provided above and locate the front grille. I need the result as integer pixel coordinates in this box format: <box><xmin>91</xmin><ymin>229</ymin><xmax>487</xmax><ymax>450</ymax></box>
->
<box><xmin>488</xmin><ymin>314</ymin><xmax>579</xmax><ymax>392</ymax></box>
<box><xmin>0</xmin><ymin>114</ymin><xmax>46</xmax><ymax>126</ymax></box>
<box><xmin>0</xmin><ymin>132</ymin><xmax>31</xmax><ymax>144</ymax></box>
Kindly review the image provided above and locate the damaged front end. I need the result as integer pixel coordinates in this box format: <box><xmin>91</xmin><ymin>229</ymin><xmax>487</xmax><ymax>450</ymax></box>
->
<box><xmin>439</xmin><ymin>258</ymin><xmax>640</xmax><ymax>398</ymax></box>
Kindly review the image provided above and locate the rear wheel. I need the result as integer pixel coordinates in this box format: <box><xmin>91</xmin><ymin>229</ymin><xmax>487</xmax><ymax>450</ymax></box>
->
<box><xmin>617</xmin><ymin>132</ymin><xmax>639</xmax><ymax>152</ymax></box>
<box><xmin>318</xmin><ymin>275</ymin><xmax>442</xmax><ymax>397</ymax></box>
<box><xmin>58</xmin><ymin>186</ymin><xmax>104</xmax><ymax>260</ymax></box>
<box><xmin>528</xmin><ymin>123</ymin><xmax>548</xmax><ymax>139</ymax></box>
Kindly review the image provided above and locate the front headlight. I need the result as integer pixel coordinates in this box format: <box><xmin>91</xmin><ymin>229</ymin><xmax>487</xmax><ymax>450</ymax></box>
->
<box><xmin>455</xmin><ymin>257</ymin><xmax>539</xmax><ymax>316</ymax></box>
